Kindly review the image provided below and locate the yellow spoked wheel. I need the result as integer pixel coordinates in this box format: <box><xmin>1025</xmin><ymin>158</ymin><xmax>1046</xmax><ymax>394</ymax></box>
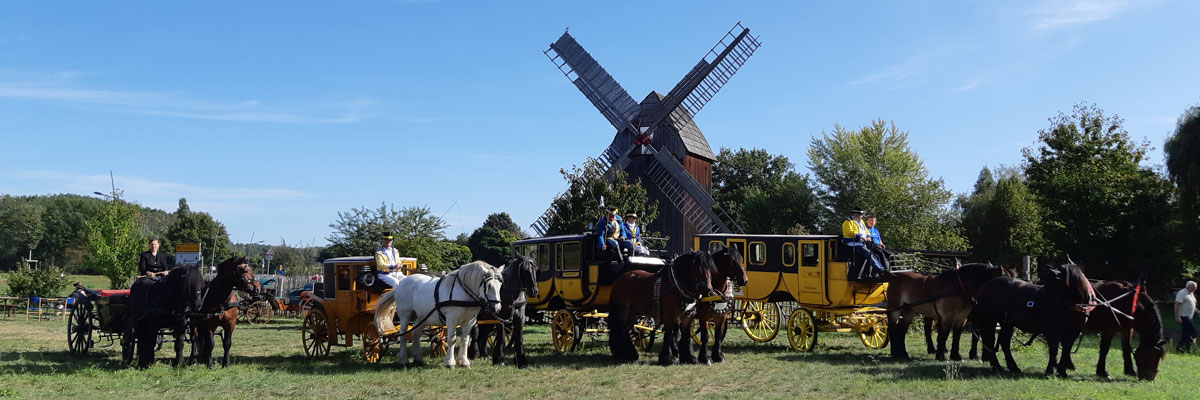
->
<box><xmin>741</xmin><ymin>300</ymin><xmax>780</xmax><ymax>343</ymax></box>
<box><xmin>859</xmin><ymin>315</ymin><xmax>889</xmax><ymax>349</ymax></box>
<box><xmin>362</xmin><ymin>323</ymin><xmax>388</xmax><ymax>363</ymax></box>
<box><xmin>551</xmin><ymin>310</ymin><xmax>578</xmax><ymax>352</ymax></box>
<box><xmin>631</xmin><ymin>317</ymin><xmax>655</xmax><ymax>352</ymax></box>
<box><xmin>426</xmin><ymin>327</ymin><xmax>447</xmax><ymax>356</ymax></box>
<box><xmin>301</xmin><ymin>308</ymin><xmax>330</xmax><ymax>359</ymax></box>
<box><xmin>690</xmin><ymin>319</ymin><xmax>716</xmax><ymax>346</ymax></box>
<box><xmin>787</xmin><ymin>308</ymin><xmax>818</xmax><ymax>352</ymax></box>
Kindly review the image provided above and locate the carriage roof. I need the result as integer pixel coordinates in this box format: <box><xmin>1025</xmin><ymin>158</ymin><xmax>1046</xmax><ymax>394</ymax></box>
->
<box><xmin>695</xmin><ymin>233</ymin><xmax>840</xmax><ymax>240</ymax></box>
<box><xmin>322</xmin><ymin>256</ymin><xmax>417</xmax><ymax>265</ymax></box>
<box><xmin>512</xmin><ymin>233</ymin><xmax>590</xmax><ymax>246</ymax></box>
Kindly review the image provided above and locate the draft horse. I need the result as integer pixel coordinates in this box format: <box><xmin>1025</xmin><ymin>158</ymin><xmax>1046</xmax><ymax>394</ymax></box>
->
<box><xmin>690</xmin><ymin>245</ymin><xmax>747</xmax><ymax>365</ymax></box>
<box><xmin>126</xmin><ymin>264</ymin><xmax>205</xmax><ymax>368</ymax></box>
<box><xmin>886</xmin><ymin>263</ymin><xmax>1015</xmax><ymax>360</ymax></box>
<box><xmin>972</xmin><ymin>263</ymin><xmax>1095</xmax><ymax>377</ymax></box>
<box><xmin>393</xmin><ymin>261</ymin><xmax>503</xmax><ymax>368</ymax></box>
<box><xmin>469</xmin><ymin>255</ymin><xmax>539</xmax><ymax>368</ymax></box>
<box><xmin>189</xmin><ymin>256</ymin><xmax>259</xmax><ymax>368</ymax></box>
<box><xmin>608</xmin><ymin>250</ymin><xmax>717</xmax><ymax>365</ymax></box>
<box><xmin>1086</xmin><ymin>280</ymin><xmax>1166</xmax><ymax>380</ymax></box>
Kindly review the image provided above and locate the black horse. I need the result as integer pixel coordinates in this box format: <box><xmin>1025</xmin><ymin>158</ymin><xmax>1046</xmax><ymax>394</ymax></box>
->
<box><xmin>469</xmin><ymin>255</ymin><xmax>539</xmax><ymax>368</ymax></box>
<box><xmin>971</xmin><ymin>263</ymin><xmax>1095</xmax><ymax>377</ymax></box>
<box><xmin>1086</xmin><ymin>280</ymin><xmax>1166</xmax><ymax>380</ymax></box>
<box><xmin>126</xmin><ymin>264</ymin><xmax>206</xmax><ymax>368</ymax></box>
<box><xmin>190</xmin><ymin>256</ymin><xmax>259</xmax><ymax>368</ymax></box>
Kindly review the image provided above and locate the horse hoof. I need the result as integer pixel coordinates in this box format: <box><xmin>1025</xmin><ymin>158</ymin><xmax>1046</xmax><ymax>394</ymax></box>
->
<box><xmin>936</xmin><ymin>354</ymin><xmax>946</xmax><ymax>362</ymax></box>
<box><xmin>1123</xmin><ymin>369</ymin><xmax>1136</xmax><ymax>377</ymax></box>
<box><xmin>950</xmin><ymin>353</ymin><xmax>962</xmax><ymax>362</ymax></box>
<box><xmin>1098</xmin><ymin>373</ymin><xmax>1113</xmax><ymax>381</ymax></box>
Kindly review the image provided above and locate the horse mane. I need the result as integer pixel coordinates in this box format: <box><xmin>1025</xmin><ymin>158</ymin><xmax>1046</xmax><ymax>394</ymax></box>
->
<box><xmin>166</xmin><ymin>264</ymin><xmax>205</xmax><ymax>312</ymax></box>
<box><xmin>452</xmin><ymin>261</ymin><xmax>497</xmax><ymax>290</ymax></box>
<box><xmin>1133</xmin><ymin>284</ymin><xmax>1164</xmax><ymax>344</ymax></box>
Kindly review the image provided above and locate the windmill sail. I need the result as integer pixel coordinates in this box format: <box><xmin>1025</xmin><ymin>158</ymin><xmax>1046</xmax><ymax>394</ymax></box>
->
<box><xmin>644</xmin><ymin>146</ymin><xmax>742</xmax><ymax>234</ymax></box>
<box><xmin>650</xmin><ymin>22</ymin><xmax>761</xmax><ymax>124</ymax></box>
<box><xmin>546</xmin><ymin>32</ymin><xmax>641</xmax><ymax>133</ymax></box>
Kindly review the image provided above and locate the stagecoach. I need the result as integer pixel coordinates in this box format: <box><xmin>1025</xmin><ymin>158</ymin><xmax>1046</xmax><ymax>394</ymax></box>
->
<box><xmin>511</xmin><ymin>233</ymin><xmax>663</xmax><ymax>352</ymax></box>
<box><xmin>692</xmin><ymin>234</ymin><xmax>901</xmax><ymax>352</ymax></box>
<box><xmin>301</xmin><ymin>256</ymin><xmax>421</xmax><ymax>362</ymax></box>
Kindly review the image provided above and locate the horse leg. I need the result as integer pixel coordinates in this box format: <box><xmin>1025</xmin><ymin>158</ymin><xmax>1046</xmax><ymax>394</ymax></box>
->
<box><xmin>136</xmin><ymin>320</ymin><xmax>155</xmax><ymax>368</ymax></box>
<box><xmin>888</xmin><ymin>310</ymin><xmax>912</xmax><ymax>359</ymax></box>
<box><xmin>457</xmin><ymin>319</ymin><xmax>475</xmax><ymax>368</ymax></box>
<box><xmin>443</xmin><ymin>316</ymin><xmax>458</xmax><ymax>368</ymax></box>
<box><xmin>977</xmin><ymin>321</ymin><xmax>1000</xmax><ymax>371</ymax></box>
<box><xmin>949</xmin><ymin>323</ymin><xmax>964</xmax><ymax>361</ymax></box>
<box><xmin>1120</xmin><ymin>330</ymin><xmax>1136</xmax><ymax>377</ymax></box>
<box><xmin>1044</xmin><ymin>332</ymin><xmax>1061</xmax><ymax>376</ymax></box>
<box><xmin>658</xmin><ymin>324</ymin><xmax>676</xmax><ymax>366</ymax></box>
<box><xmin>491</xmin><ymin>322</ymin><xmax>506</xmax><ymax>366</ymax></box>
<box><xmin>173</xmin><ymin>327</ymin><xmax>185</xmax><ymax>367</ymax></box>
<box><xmin>998</xmin><ymin>325</ymin><xmax>1020</xmax><ymax>373</ymax></box>
<box><xmin>513</xmin><ymin>310</ymin><xmax>528</xmax><ymax>368</ymax></box>
<box><xmin>1096</xmin><ymin>331</ymin><xmax>1113</xmax><ymax>379</ymax></box>
<box><xmin>968</xmin><ymin>326</ymin><xmax>979</xmax><ymax>360</ymax></box>
<box><xmin>935</xmin><ymin>321</ymin><xmax>950</xmax><ymax>361</ymax></box>
<box><xmin>712</xmin><ymin>318</ymin><xmax>728</xmax><ymax>363</ymax></box>
<box><xmin>395</xmin><ymin>310</ymin><xmax>410</xmax><ymax>365</ymax></box>
<box><xmin>221</xmin><ymin>324</ymin><xmax>233</xmax><ymax>368</ymax></box>
<box><xmin>202</xmin><ymin>328</ymin><xmax>215</xmax><ymax>369</ymax></box>
<box><xmin>924</xmin><ymin>317</ymin><xmax>936</xmax><ymax>354</ymax></box>
<box><xmin>677</xmin><ymin>319</ymin><xmax>697</xmax><ymax>365</ymax></box>
<box><xmin>697</xmin><ymin>319</ymin><xmax>710</xmax><ymax>365</ymax></box>
<box><xmin>1058</xmin><ymin>331</ymin><xmax>1078</xmax><ymax>377</ymax></box>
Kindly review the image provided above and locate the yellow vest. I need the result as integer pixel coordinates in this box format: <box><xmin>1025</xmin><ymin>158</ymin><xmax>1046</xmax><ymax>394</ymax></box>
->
<box><xmin>842</xmin><ymin>218</ymin><xmax>867</xmax><ymax>241</ymax></box>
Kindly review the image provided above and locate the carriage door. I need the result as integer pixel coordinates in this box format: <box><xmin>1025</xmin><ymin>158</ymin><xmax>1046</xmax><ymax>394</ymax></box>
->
<box><xmin>555</xmin><ymin>241</ymin><xmax>583</xmax><ymax>302</ymax></box>
<box><xmin>533</xmin><ymin>243</ymin><xmax>553</xmax><ymax>304</ymax></box>
<box><xmin>796</xmin><ymin>240</ymin><xmax>825</xmax><ymax>305</ymax></box>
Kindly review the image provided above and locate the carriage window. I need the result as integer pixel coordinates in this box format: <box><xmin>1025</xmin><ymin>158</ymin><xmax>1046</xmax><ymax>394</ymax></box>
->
<box><xmin>801</xmin><ymin>244</ymin><xmax>819</xmax><ymax>267</ymax></box>
<box><xmin>537</xmin><ymin>243</ymin><xmax>550</xmax><ymax>271</ymax></box>
<box><xmin>749</xmin><ymin>242</ymin><xmax>766</xmax><ymax>265</ymax></box>
<box><xmin>336</xmin><ymin>265</ymin><xmax>352</xmax><ymax>291</ymax></box>
<box><xmin>323</xmin><ymin>264</ymin><xmax>335</xmax><ymax>298</ymax></box>
<box><xmin>560</xmin><ymin>241</ymin><xmax>581</xmax><ymax>271</ymax></box>
<box><xmin>708</xmin><ymin>240</ymin><xmax>724</xmax><ymax>252</ymax></box>
<box><xmin>782</xmin><ymin>243</ymin><xmax>796</xmax><ymax>266</ymax></box>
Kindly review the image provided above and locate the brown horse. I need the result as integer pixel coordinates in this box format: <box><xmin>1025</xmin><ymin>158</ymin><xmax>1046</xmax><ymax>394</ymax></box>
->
<box><xmin>1086</xmin><ymin>280</ymin><xmax>1166</xmax><ymax>380</ymax></box>
<box><xmin>690</xmin><ymin>245</ymin><xmax>747</xmax><ymax>365</ymax></box>
<box><xmin>608</xmin><ymin>251</ymin><xmax>717</xmax><ymax>365</ymax></box>
<box><xmin>972</xmin><ymin>263</ymin><xmax>1095</xmax><ymax>377</ymax></box>
<box><xmin>189</xmin><ymin>256</ymin><xmax>258</xmax><ymax>368</ymax></box>
<box><xmin>886</xmin><ymin>263</ymin><xmax>1015</xmax><ymax>360</ymax></box>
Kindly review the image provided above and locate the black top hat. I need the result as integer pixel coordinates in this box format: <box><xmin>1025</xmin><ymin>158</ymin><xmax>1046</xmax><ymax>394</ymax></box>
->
<box><xmin>850</xmin><ymin>207</ymin><xmax>865</xmax><ymax>214</ymax></box>
<box><xmin>382</xmin><ymin>231</ymin><xmax>394</xmax><ymax>240</ymax></box>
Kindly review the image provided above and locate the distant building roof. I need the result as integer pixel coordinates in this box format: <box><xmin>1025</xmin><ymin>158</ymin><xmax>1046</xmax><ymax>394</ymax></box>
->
<box><xmin>639</xmin><ymin>91</ymin><xmax>715</xmax><ymax>162</ymax></box>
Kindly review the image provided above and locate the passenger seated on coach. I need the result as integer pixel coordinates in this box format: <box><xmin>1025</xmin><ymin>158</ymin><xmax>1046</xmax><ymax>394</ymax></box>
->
<box><xmin>595</xmin><ymin>206</ymin><xmax>629</xmax><ymax>260</ymax></box>
<box><xmin>621</xmin><ymin>212</ymin><xmax>650</xmax><ymax>256</ymax></box>
<box><xmin>841</xmin><ymin>207</ymin><xmax>886</xmax><ymax>280</ymax></box>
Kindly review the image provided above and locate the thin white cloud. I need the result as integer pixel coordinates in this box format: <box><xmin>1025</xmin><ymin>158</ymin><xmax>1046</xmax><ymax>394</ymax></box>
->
<box><xmin>0</xmin><ymin>72</ymin><xmax>375</xmax><ymax>124</ymax></box>
<box><xmin>7</xmin><ymin>170</ymin><xmax>306</xmax><ymax>204</ymax></box>
<box><xmin>952</xmin><ymin>78</ymin><xmax>986</xmax><ymax>93</ymax></box>
<box><xmin>848</xmin><ymin>54</ymin><xmax>926</xmax><ymax>86</ymax></box>
<box><xmin>1030</xmin><ymin>0</ymin><xmax>1130</xmax><ymax>30</ymax></box>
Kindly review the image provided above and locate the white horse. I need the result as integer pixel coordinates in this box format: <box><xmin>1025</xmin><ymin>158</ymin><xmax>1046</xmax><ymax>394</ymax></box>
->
<box><xmin>393</xmin><ymin>261</ymin><xmax>502</xmax><ymax>368</ymax></box>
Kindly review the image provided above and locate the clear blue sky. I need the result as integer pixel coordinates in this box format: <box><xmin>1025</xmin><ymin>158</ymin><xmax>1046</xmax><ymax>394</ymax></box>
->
<box><xmin>2</xmin><ymin>1</ymin><xmax>1197</xmax><ymax>247</ymax></box>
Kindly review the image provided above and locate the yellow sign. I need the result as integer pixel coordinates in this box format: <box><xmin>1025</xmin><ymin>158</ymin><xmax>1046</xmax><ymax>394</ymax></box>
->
<box><xmin>176</xmin><ymin>243</ymin><xmax>201</xmax><ymax>253</ymax></box>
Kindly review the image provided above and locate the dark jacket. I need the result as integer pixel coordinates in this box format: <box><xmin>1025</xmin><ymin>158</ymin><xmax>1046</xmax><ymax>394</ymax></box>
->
<box><xmin>139</xmin><ymin>251</ymin><xmax>168</xmax><ymax>275</ymax></box>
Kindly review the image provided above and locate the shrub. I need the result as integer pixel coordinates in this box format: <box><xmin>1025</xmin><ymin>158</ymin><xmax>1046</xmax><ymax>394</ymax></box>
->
<box><xmin>6</xmin><ymin>267</ymin><xmax>71</xmax><ymax>297</ymax></box>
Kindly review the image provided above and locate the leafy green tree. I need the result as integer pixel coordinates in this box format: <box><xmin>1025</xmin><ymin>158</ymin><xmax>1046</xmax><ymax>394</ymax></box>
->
<box><xmin>712</xmin><ymin>148</ymin><xmax>821</xmax><ymax>234</ymax></box>
<box><xmin>326</xmin><ymin>203</ymin><xmax>458</xmax><ymax>272</ymax></box>
<box><xmin>1023</xmin><ymin>103</ymin><xmax>1176</xmax><ymax>281</ymax></box>
<box><xmin>0</xmin><ymin>202</ymin><xmax>45</xmax><ymax>264</ymax></box>
<box><xmin>83</xmin><ymin>193</ymin><xmax>144</xmax><ymax>288</ymax></box>
<box><xmin>808</xmin><ymin>119</ymin><xmax>966</xmax><ymax>250</ymax></box>
<box><xmin>1165</xmin><ymin>105</ymin><xmax>1200</xmax><ymax>265</ymax></box>
<box><xmin>468</xmin><ymin>212</ymin><xmax>525</xmax><ymax>266</ymax></box>
<box><xmin>31</xmin><ymin>195</ymin><xmax>102</xmax><ymax>269</ymax></box>
<box><xmin>957</xmin><ymin>167</ymin><xmax>1046</xmax><ymax>265</ymax></box>
<box><xmin>440</xmin><ymin>241</ymin><xmax>474</xmax><ymax>268</ymax></box>
<box><xmin>164</xmin><ymin>198</ymin><xmax>232</xmax><ymax>264</ymax></box>
<box><xmin>544</xmin><ymin>159</ymin><xmax>658</xmax><ymax>236</ymax></box>
<box><xmin>4</xmin><ymin>266</ymin><xmax>70</xmax><ymax>297</ymax></box>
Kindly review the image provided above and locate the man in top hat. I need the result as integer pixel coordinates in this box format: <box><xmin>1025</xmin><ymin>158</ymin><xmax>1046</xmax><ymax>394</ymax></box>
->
<box><xmin>596</xmin><ymin>206</ymin><xmax>628</xmax><ymax>255</ymax></box>
<box><xmin>374</xmin><ymin>231</ymin><xmax>404</xmax><ymax>287</ymax></box>
<box><xmin>842</xmin><ymin>207</ymin><xmax>884</xmax><ymax>279</ymax></box>
<box><xmin>622</xmin><ymin>212</ymin><xmax>649</xmax><ymax>256</ymax></box>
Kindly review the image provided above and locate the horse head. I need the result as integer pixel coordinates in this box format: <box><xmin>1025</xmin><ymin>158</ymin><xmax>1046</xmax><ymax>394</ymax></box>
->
<box><xmin>710</xmin><ymin>243</ymin><xmax>747</xmax><ymax>287</ymax></box>
<box><xmin>1131</xmin><ymin>285</ymin><xmax>1166</xmax><ymax>381</ymax></box>
<box><xmin>674</xmin><ymin>251</ymin><xmax>718</xmax><ymax>300</ymax></box>
<box><xmin>1039</xmin><ymin>263</ymin><xmax>1095</xmax><ymax>315</ymax></box>
<box><xmin>508</xmin><ymin>255</ymin><xmax>539</xmax><ymax>299</ymax></box>
<box><xmin>218</xmin><ymin>256</ymin><xmax>259</xmax><ymax>294</ymax></box>
<box><xmin>461</xmin><ymin>261</ymin><xmax>504</xmax><ymax>315</ymax></box>
<box><xmin>167</xmin><ymin>265</ymin><xmax>207</xmax><ymax>314</ymax></box>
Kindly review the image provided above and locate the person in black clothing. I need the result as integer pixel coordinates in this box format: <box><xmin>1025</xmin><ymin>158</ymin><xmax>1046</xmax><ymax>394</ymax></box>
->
<box><xmin>138</xmin><ymin>239</ymin><xmax>169</xmax><ymax>278</ymax></box>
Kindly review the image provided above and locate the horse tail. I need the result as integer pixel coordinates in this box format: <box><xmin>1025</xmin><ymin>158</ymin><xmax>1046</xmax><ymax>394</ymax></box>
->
<box><xmin>607</xmin><ymin>306</ymin><xmax>637</xmax><ymax>361</ymax></box>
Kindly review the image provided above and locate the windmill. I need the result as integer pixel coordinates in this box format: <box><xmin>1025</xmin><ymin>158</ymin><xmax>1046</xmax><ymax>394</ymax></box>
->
<box><xmin>531</xmin><ymin>22</ymin><xmax>761</xmax><ymax>253</ymax></box>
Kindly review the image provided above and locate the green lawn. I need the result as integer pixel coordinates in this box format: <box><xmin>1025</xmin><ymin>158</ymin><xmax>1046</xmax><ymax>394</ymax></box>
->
<box><xmin>1</xmin><ymin>310</ymin><xmax>1196</xmax><ymax>400</ymax></box>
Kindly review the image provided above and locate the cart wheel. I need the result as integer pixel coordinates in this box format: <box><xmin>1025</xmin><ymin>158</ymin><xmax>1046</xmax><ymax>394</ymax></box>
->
<box><xmin>550</xmin><ymin>310</ymin><xmax>578</xmax><ymax>352</ymax></box>
<box><xmin>787</xmin><ymin>308</ymin><xmax>818</xmax><ymax>352</ymax></box>
<box><xmin>302</xmin><ymin>308</ymin><xmax>331</xmax><ymax>359</ymax></box>
<box><xmin>859</xmin><ymin>314</ymin><xmax>889</xmax><ymax>349</ymax></box>
<box><xmin>297</xmin><ymin>298</ymin><xmax>312</xmax><ymax>319</ymax></box>
<box><xmin>630</xmin><ymin>317</ymin><xmax>655</xmax><ymax>352</ymax></box>
<box><xmin>426</xmin><ymin>327</ymin><xmax>447</xmax><ymax>356</ymax></box>
<box><xmin>244</xmin><ymin>302</ymin><xmax>271</xmax><ymax>325</ymax></box>
<box><xmin>690</xmin><ymin>319</ymin><xmax>716</xmax><ymax>346</ymax></box>
<box><xmin>741</xmin><ymin>300</ymin><xmax>780</xmax><ymax>342</ymax></box>
<box><xmin>363</xmin><ymin>323</ymin><xmax>388</xmax><ymax>364</ymax></box>
<box><xmin>480</xmin><ymin>323</ymin><xmax>514</xmax><ymax>355</ymax></box>
<box><xmin>67</xmin><ymin>306</ymin><xmax>94</xmax><ymax>356</ymax></box>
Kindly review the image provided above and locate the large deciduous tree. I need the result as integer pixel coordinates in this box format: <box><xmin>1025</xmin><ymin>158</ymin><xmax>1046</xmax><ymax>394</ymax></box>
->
<box><xmin>1023</xmin><ymin>103</ymin><xmax>1176</xmax><ymax>281</ymax></box>
<box><xmin>808</xmin><ymin>119</ymin><xmax>966</xmax><ymax>250</ymax></box>
<box><xmin>0</xmin><ymin>201</ymin><xmax>45</xmax><ymax>265</ymax></box>
<box><xmin>83</xmin><ymin>192</ymin><xmax>144</xmax><ymax>288</ymax></box>
<box><xmin>326</xmin><ymin>203</ymin><xmax>461</xmax><ymax>272</ymax></box>
<box><xmin>165</xmin><ymin>198</ymin><xmax>232</xmax><ymax>264</ymax></box>
<box><xmin>543</xmin><ymin>159</ymin><xmax>658</xmax><ymax>236</ymax></box>
<box><xmin>957</xmin><ymin>167</ymin><xmax>1046</xmax><ymax>265</ymax></box>
<box><xmin>713</xmin><ymin>148</ymin><xmax>821</xmax><ymax>234</ymax></box>
<box><xmin>468</xmin><ymin>212</ymin><xmax>525</xmax><ymax>267</ymax></box>
<box><xmin>1165</xmin><ymin>105</ymin><xmax>1200</xmax><ymax>267</ymax></box>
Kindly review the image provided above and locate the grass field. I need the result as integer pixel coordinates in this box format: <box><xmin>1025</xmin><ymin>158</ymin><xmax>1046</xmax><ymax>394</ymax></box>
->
<box><xmin>0</xmin><ymin>273</ymin><xmax>110</xmax><ymax>298</ymax></box>
<box><xmin>2</xmin><ymin>307</ymin><xmax>1197</xmax><ymax>400</ymax></box>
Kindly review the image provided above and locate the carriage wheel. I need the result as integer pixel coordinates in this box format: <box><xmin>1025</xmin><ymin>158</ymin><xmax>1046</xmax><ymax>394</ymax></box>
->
<box><xmin>362</xmin><ymin>323</ymin><xmax>388</xmax><ymax>364</ymax></box>
<box><xmin>297</xmin><ymin>298</ymin><xmax>313</xmax><ymax>319</ymax></box>
<box><xmin>786</xmin><ymin>308</ymin><xmax>818</xmax><ymax>352</ymax></box>
<box><xmin>302</xmin><ymin>308</ymin><xmax>331</xmax><ymax>359</ymax></box>
<box><xmin>690</xmin><ymin>319</ymin><xmax>716</xmax><ymax>346</ymax></box>
<box><xmin>245</xmin><ymin>302</ymin><xmax>271</xmax><ymax>325</ymax></box>
<box><xmin>67</xmin><ymin>306</ymin><xmax>94</xmax><ymax>355</ymax></box>
<box><xmin>630</xmin><ymin>317</ymin><xmax>655</xmax><ymax>352</ymax></box>
<box><xmin>859</xmin><ymin>314</ymin><xmax>889</xmax><ymax>349</ymax></box>
<box><xmin>741</xmin><ymin>300</ymin><xmax>780</xmax><ymax>342</ymax></box>
<box><xmin>480</xmin><ymin>323</ymin><xmax>514</xmax><ymax>355</ymax></box>
<box><xmin>550</xmin><ymin>310</ymin><xmax>578</xmax><ymax>352</ymax></box>
<box><xmin>426</xmin><ymin>327</ymin><xmax>447</xmax><ymax>356</ymax></box>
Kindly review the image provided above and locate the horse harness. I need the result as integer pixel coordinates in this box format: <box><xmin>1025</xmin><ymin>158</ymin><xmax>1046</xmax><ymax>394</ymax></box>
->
<box><xmin>652</xmin><ymin>261</ymin><xmax>714</xmax><ymax>323</ymax></box>
<box><xmin>433</xmin><ymin>270</ymin><xmax>502</xmax><ymax>323</ymax></box>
